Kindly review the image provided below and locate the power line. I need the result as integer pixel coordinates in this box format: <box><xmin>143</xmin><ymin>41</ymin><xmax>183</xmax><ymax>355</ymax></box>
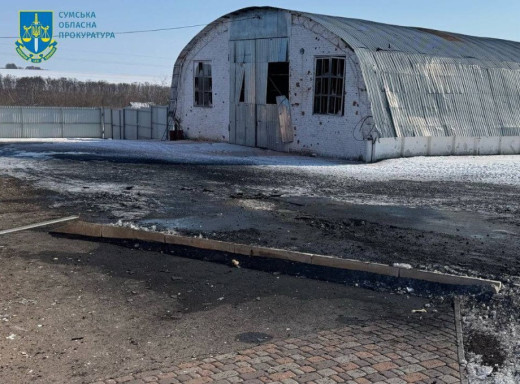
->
<box><xmin>0</xmin><ymin>22</ymin><xmax>207</xmax><ymax>39</ymax></box>
<box><xmin>114</xmin><ymin>23</ymin><xmax>208</xmax><ymax>35</ymax></box>
<box><xmin>0</xmin><ymin>16</ymin><xmax>258</xmax><ymax>39</ymax></box>
<box><xmin>0</xmin><ymin>23</ymin><xmax>205</xmax><ymax>39</ymax></box>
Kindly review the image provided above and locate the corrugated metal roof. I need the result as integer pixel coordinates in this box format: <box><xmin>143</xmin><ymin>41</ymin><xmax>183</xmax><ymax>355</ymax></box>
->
<box><xmin>301</xmin><ymin>13</ymin><xmax>520</xmax><ymax>64</ymax></box>
<box><xmin>297</xmin><ymin>10</ymin><xmax>520</xmax><ymax>138</ymax></box>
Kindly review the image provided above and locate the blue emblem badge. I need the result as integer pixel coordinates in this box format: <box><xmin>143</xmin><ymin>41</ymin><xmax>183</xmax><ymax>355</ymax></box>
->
<box><xmin>16</xmin><ymin>11</ymin><xmax>58</xmax><ymax>63</ymax></box>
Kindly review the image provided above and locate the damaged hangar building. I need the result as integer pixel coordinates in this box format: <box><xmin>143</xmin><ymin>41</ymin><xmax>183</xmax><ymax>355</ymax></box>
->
<box><xmin>170</xmin><ymin>6</ymin><xmax>520</xmax><ymax>161</ymax></box>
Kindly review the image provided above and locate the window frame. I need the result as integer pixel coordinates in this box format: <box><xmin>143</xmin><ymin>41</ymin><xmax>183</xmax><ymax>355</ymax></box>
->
<box><xmin>193</xmin><ymin>61</ymin><xmax>213</xmax><ymax>108</ymax></box>
<box><xmin>312</xmin><ymin>56</ymin><xmax>346</xmax><ymax>116</ymax></box>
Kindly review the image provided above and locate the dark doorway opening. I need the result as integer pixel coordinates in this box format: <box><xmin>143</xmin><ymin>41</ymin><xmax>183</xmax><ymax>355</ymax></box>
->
<box><xmin>266</xmin><ymin>62</ymin><xmax>289</xmax><ymax>104</ymax></box>
<box><xmin>239</xmin><ymin>74</ymin><xmax>245</xmax><ymax>103</ymax></box>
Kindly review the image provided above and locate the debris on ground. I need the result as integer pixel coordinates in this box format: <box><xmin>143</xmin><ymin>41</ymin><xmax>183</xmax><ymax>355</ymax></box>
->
<box><xmin>393</xmin><ymin>263</ymin><xmax>413</xmax><ymax>269</ymax></box>
<box><xmin>1</xmin><ymin>142</ymin><xmax>519</xmax><ymax>383</ymax></box>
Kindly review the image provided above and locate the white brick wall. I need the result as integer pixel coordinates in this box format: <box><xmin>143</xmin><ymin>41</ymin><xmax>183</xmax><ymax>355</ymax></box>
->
<box><xmin>176</xmin><ymin>24</ymin><xmax>230</xmax><ymax>141</ymax></box>
<box><xmin>286</xmin><ymin>19</ymin><xmax>371</xmax><ymax>160</ymax></box>
<box><xmin>175</xmin><ymin>13</ymin><xmax>372</xmax><ymax>160</ymax></box>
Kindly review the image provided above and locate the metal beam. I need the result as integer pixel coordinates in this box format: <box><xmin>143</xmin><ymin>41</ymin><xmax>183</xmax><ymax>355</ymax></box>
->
<box><xmin>0</xmin><ymin>216</ymin><xmax>79</xmax><ymax>236</ymax></box>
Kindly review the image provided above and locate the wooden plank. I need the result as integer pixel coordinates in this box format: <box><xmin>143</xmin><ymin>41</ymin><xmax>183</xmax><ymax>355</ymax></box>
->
<box><xmin>277</xmin><ymin>95</ymin><xmax>293</xmax><ymax>143</ymax></box>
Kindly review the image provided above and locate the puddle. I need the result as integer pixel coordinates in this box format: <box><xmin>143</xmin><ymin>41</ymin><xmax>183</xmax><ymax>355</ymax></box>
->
<box><xmin>139</xmin><ymin>217</ymin><xmax>201</xmax><ymax>231</ymax></box>
<box><xmin>138</xmin><ymin>208</ymin><xmax>272</xmax><ymax>232</ymax></box>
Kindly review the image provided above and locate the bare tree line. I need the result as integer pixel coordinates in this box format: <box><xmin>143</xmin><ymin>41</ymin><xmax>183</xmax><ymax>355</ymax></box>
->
<box><xmin>0</xmin><ymin>75</ymin><xmax>170</xmax><ymax>107</ymax></box>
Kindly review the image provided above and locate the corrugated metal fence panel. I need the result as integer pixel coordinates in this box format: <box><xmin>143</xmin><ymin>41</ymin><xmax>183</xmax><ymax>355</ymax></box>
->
<box><xmin>62</xmin><ymin>108</ymin><xmax>102</xmax><ymax>138</ymax></box>
<box><xmin>0</xmin><ymin>105</ymin><xmax>168</xmax><ymax>140</ymax></box>
<box><xmin>0</xmin><ymin>106</ymin><xmax>104</xmax><ymax>138</ymax></box>
<box><xmin>0</xmin><ymin>107</ymin><xmax>23</xmax><ymax>138</ymax></box>
<box><xmin>111</xmin><ymin>109</ymin><xmax>122</xmax><ymax>140</ymax></box>
<box><xmin>137</xmin><ymin>109</ymin><xmax>152</xmax><ymax>139</ymax></box>
<box><xmin>22</xmin><ymin>107</ymin><xmax>63</xmax><ymax>138</ymax></box>
<box><xmin>103</xmin><ymin>107</ymin><xmax>112</xmax><ymax>139</ymax></box>
<box><xmin>151</xmin><ymin>106</ymin><xmax>168</xmax><ymax>140</ymax></box>
<box><xmin>123</xmin><ymin>108</ymin><xmax>138</xmax><ymax>140</ymax></box>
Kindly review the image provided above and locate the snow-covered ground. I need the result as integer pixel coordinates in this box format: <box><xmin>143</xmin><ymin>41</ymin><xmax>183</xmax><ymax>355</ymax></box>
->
<box><xmin>1</xmin><ymin>139</ymin><xmax>519</xmax><ymax>187</ymax></box>
<box><xmin>0</xmin><ymin>69</ymin><xmax>166</xmax><ymax>85</ymax></box>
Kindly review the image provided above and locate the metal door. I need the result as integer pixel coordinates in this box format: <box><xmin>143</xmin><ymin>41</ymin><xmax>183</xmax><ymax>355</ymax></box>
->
<box><xmin>255</xmin><ymin>38</ymin><xmax>288</xmax><ymax>150</ymax></box>
<box><xmin>230</xmin><ymin>40</ymin><xmax>256</xmax><ymax>147</ymax></box>
<box><xmin>229</xmin><ymin>38</ymin><xmax>289</xmax><ymax>150</ymax></box>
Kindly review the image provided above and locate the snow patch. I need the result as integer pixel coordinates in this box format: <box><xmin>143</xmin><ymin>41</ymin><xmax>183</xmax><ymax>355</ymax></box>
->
<box><xmin>2</xmin><ymin>140</ymin><xmax>518</xmax><ymax>186</ymax></box>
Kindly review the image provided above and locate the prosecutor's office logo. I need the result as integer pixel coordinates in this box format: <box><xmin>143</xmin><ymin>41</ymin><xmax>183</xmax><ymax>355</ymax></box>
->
<box><xmin>16</xmin><ymin>11</ymin><xmax>58</xmax><ymax>63</ymax></box>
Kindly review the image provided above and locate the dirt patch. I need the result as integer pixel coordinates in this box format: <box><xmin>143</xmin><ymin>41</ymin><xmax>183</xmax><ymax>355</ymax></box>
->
<box><xmin>467</xmin><ymin>331</ymin><xmax>507</xmax><ymax>368</ymax></box>
<box><xmin>0</xmin><ymin>177</ymin><xmax>60</xmax><ymax>230</ymax></box>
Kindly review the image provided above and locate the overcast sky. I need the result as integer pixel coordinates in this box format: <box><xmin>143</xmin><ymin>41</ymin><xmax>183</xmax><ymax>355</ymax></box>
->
<box><xmin>1</xmin><ymin>0</ymin><xmax>519</xmax><ymax>83</ymax></box>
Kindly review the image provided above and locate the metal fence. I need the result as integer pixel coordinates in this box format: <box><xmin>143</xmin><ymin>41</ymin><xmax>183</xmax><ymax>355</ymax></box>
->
<box><xmin>0</xmin><ymin>105</ymin><xmax>169</xmax><ymax>140</ymax></box>
<box><xmin>110</xmin><ymin>106</ymin><xmax>168</xmax><ymax>140</ymax></box>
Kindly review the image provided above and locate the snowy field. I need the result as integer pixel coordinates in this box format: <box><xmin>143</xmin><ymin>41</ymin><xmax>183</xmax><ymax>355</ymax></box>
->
<box><xmin>1</xmin><ymin>139</ymin><xmax>519</xmax><ymax>187</ymax></box>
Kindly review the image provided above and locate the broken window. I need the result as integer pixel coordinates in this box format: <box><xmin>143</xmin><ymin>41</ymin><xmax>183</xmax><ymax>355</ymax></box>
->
<box><xmin>313</xmin><ymin>57</ymin><xmax>345</xmax><ymax>115</ymax></box>
<box><xmin>266</xmin><ymin>62</ymin><xmax>289</xmax><ymax>104</ymax></box>
<box><xmin>194</xmin><ymin>61</ymin><xmax>212</xmax><ymax>107</ymax></box>
<box><xmin>239</xmin><ymin>74</ymin><xmax>245</xmax><ymax>103</ymax></box>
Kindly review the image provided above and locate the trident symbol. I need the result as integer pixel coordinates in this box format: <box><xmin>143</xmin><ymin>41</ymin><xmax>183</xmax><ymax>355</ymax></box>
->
<box><xmin>21</xmin><ymin>13</ymin><xmax>51</xmax><ymax>53</ymax></box>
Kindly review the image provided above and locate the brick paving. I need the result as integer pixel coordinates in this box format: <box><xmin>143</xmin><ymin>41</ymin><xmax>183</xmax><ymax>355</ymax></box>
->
<box><xmin>93</xmin><ymin>311</ymin><xmax>461</xmax><ymax>384</ymax></box>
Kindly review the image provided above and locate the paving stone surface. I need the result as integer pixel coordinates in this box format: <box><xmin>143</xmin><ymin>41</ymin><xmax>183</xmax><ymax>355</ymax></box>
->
<box><xmin>93</xmin><ymin>309</ymin><xmax>461</xmax><ymax>384</ymax></box>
